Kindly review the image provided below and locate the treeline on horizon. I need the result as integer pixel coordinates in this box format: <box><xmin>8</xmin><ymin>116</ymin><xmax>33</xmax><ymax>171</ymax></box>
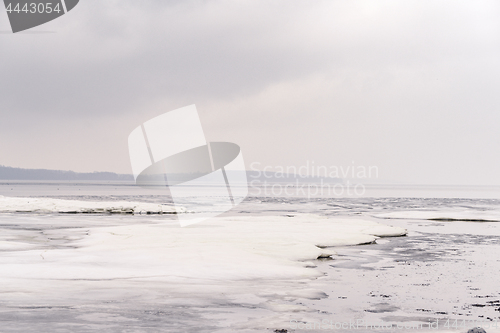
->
<box><xmin>0</xmin><ymin>165</ymin><xmax>134</xmax><ymax>181</ymax></box>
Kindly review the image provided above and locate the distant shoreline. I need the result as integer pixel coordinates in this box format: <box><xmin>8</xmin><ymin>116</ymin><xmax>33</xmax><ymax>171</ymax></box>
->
<box><xmin>0</xmin><ymin>165</ymin><xmax>134</xmax><ymax>181</ymax></box>
<box><xmin>0</xmin><ymin>165</ymin><xmax>342</xmax><ymax>183</ymax></box>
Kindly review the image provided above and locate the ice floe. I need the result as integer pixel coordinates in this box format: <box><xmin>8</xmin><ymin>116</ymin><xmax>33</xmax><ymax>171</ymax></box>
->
<box><xmin>374</xmin><ymin>210</ymin><xmax>500</xmax><ymax>222</ymax></box>
<box><xmin>0</xmin><ymin>195</ymin><xmax>180</xmax><ymax>214</ymax></box>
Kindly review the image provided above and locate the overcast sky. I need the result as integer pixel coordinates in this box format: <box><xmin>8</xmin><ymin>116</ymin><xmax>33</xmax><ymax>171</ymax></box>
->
<box><xmin>1</xmin><ymin>0</ymin><xmax>499</xmax><ymax>185</ymax></box>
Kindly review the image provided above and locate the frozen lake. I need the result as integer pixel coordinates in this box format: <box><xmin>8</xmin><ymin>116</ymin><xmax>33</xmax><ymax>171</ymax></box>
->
<box><xmin>0</xmin><ymin>182</ymin><xmax>499</xmax><ymax>332</ymax></box>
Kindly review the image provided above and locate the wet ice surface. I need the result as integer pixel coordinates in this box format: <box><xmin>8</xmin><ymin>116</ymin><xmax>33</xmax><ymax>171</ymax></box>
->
<box><xmin>0</xmin><ymin>194</ymin><xmax>500</xmax><ymax>332</ymax></box>
<box><xmin>301</xmin><ymin>227</ymin><xmax>500</xmax><ymax>332</ymax></box>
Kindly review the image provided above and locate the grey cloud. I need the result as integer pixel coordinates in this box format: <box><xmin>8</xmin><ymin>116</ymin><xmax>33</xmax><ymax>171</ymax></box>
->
<box><xmin>1</xmin><ymin>0</ymin><xmax>500</xmax><ymax>184</ymax></box>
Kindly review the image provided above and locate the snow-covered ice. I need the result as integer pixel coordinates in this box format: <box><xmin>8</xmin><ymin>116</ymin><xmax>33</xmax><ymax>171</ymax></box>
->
<box><xmin>0</xmin><ymin>210</ymin><xmax>409</xmax><ymax>332</ymax></box>
<box><xmin>0</xmin><ymin>214</ymin><xmax>407</xmax><ymax>281</ymax></box>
